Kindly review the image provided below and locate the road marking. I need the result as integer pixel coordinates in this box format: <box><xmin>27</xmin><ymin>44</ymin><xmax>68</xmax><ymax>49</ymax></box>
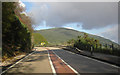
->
<box><xmin>1</xmin><ymin>51</ymin><xmax>36</xmax><ymax>74</ymax></box>
<box><xmin>76</xmin><ymin>53</ymin><xmax>119</xmax><ymax>68</ymax></box>
<box><xmin>52</xmin><ymin>50</ymin><xmax>80</xmax><ymax>75</ymax></box>
<box><xmin>64</xmin><ymin>50</ymin><xmax>119</xmax><ymax>68</ymax></box>
<box><xmin>68</xmin><ymin>51</ymin><xmax>75</xmax><ymax>54</ymax></box>
<box><xmin>47</xmin><ymin>50</ymin><xmax>56</xmax><ymax>75</ymax></box>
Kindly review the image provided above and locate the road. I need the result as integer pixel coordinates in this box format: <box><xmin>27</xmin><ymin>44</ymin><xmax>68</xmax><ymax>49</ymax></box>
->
<box><xmin>2</xmin><ymin>47</ymin><xmax>119</xmax><ymax>75</ymax></box>
<box><xmin>53</xmin><ymin>49</ymin><xmax>119</xmax><ymax>73</ymax></box>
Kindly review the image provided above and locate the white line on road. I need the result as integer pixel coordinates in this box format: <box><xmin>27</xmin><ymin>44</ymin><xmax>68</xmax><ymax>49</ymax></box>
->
<box><xmin>1</xmin><ymin>51</ymin><xmax>36</xmax><ymax>74</ymax></box>
<box><xmin>68</xmin><ymin>51</ymin><xmax>75</xmax><ymax>54</ymax></box>
<box><xmin>47</xmin><ymin>50</ymin><xmax>56</xmax><ymax>75</ymax></box>
<box><xmin>52</xmin><ymin>50</ymin><xmax>80</xmax><ymax>75</ymax></box>
<box><xmin>76</xmin><ymin>53</ymin><xmax>120</xmax><ymax>68</ymax></box>
<box><xmin>64</xmin><ymin>50</ymin><xmax>119</xmax><ymax>69</ymax></box>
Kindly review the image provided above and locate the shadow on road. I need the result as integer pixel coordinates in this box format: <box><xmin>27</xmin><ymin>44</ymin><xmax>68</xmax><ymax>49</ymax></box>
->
<box><xmin>22</xmin><ymin>51</ymin><xmax>48</xmax><ymax>62</ymax></box>
<box><xmin>3</xmin><ymin>50</ymin><xmax>49</xmax><ymax>74</ymax></box>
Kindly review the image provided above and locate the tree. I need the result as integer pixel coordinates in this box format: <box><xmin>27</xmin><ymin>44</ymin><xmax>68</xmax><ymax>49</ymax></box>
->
<box><xmin>2</xmin><ymin>2</ymin><xmax>33</xmax><ymax>60</ymax></box>
<box><xmin>100</xmin><ymin>44</ymin><xmax>102</xmax><ymax>49</ymax></box>
<box><xmin>67</xmin><ymin>39</ymin><xmax>75</xmax><ymax>46</ymax></box>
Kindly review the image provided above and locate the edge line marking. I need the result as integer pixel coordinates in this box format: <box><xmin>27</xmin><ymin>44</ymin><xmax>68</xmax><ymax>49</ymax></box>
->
<box><xmin>64</xmin><ymin>49</ymin><xmax>119</xmax><ymax>68</ymax></box>
<box><xmin>76</xmin><ymin>53</ymin><xmax>119</xmax><ymax>68</ymax></box>
<box><xmin>47</xmin><ymin>50</ymin><xmax>57</xmax><ymax>75</ymax></box>
<box><xmin>52</xmin><ymin>50</ymin><xmax>80</xmax><ymax>75</ymax></box>
<box><xmin>1</xmin><ymin>50</ymin><xmax>36</xmax><ymax>74</ymax></box>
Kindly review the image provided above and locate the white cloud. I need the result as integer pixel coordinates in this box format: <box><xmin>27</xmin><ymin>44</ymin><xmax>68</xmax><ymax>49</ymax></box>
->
<box><xmin>100</xmin><ymin>25</ymin><xmax>118</xmax><ymax>43</ymax></box>
<box><xmin>19</xmin><ymin>0</ymin><xmax>28</xmax><ymax>16</ymax></box>
<box><xmin>64</xmin><ymin>27</ymin><xmax>74</xmax><ymax>29</ymax></box>
<box><xmin>19</xmin><ymin>0</ymin><xmax>26</xmax><ymax>7</ymax></box>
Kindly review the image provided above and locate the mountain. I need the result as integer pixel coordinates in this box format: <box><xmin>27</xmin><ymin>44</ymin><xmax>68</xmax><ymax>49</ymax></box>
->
<box><xmin>34</xmin><ymin>28</ymin><xmax>119</xmax><ymax>47</ymax></box>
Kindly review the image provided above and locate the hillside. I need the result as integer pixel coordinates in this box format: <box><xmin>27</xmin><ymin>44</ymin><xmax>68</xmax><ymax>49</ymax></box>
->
<box><xmin>34</xmin><ymin>28</ymin><xmax>118</xmax><ymax>47</ymax></box>
<box><xmin>33</xmin><ymin>33</ymin><xmax>48</xmax><ymax>46</ymax></box>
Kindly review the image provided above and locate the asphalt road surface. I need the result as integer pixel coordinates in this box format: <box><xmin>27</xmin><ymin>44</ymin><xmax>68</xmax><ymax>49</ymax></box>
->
<box><xmin>2</xmin><ymin>47</ymin><xmax>120</xmax><ymax>75</ymax></box>
<box><xmin>52</xmin><ymin>48</ymin><xmax>119</xmax><ymax>75</ymax></box>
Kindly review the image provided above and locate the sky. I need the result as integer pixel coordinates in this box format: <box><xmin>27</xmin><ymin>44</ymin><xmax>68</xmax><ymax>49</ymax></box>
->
<box><xmin>20</xmin><ymin>0</ymin><xmax>119</xmax><ymax>44</ymax></box>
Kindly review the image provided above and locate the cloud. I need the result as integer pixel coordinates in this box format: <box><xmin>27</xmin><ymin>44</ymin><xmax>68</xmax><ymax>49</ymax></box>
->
<box><xmin>77</xmin><ymin>24</ymin><xmax>80</xmax><ymax>27</ymax></box>
<box><xmin>100</xmin><ymin>25</ymin><xmax>118</xmax><ymax>43</ymax></box>
<box><xmin>30</xmin><ymin>2</ymin><xmax>118</xmax><ymax>30</ymax></box>
<box><xmin>19</xmin><ymin>0</ymin><xmax>28</xmax><ymax>16</ymax></box>
<box><xmin>19</xmin><ymin>0</ymin><xmax>26</xmax><ymax>7</ymax></box>
<box><xmin>64</xmin><ymin>27</ymin><xmax>74</xmax><ymax>29</ymax></box>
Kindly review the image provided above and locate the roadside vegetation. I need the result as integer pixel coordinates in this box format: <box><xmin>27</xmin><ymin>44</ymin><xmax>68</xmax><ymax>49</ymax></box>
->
<box><xmin>33</xmin><ymin>33</ymin><xmax>48</xmax><ymax>46</ymax></box>
<box><xmin>67</xmin><ymin>33</ymin><xmax>120</xmax><ymax>56</ymax></box>
<box><xmin>2</xmin><ymin>2</ymin><xmax>33</xmax><ymax>61</ymax></box>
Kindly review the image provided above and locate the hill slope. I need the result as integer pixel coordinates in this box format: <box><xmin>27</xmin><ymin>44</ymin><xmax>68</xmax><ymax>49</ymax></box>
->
<box><xmin>33</xmin><ymin>33</ymin><xmax>48</xmax><ymax>45</ymax></box>
<box><xmin>34</xmin><ymin>28</ymin><xmax>118</xmax><ymax>47</ymax></box>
